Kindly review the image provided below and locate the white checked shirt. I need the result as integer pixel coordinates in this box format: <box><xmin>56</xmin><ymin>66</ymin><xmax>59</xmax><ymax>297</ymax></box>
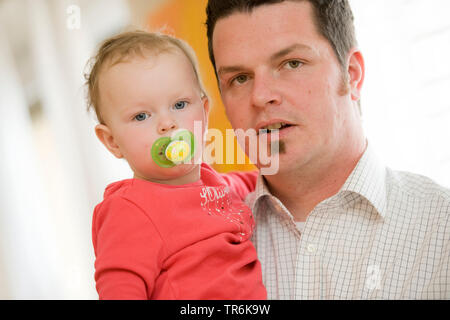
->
<box><xmin>247</xmin><ymin>144</ymin><xmax>450</xmax><ymax>299</ymax></box>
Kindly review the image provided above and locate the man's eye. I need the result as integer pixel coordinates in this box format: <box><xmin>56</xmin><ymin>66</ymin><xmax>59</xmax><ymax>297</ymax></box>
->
<box><xmin>285</xmin><ymin>60</ymin><xmax>303</xmax><ymax>69</ymax></box>
<box><xmin>134</xmin><ymin>113</ymin><xmax>149</xmax><ymax>121</ymax></box>
<box><xmin>232</xmin><ymin>75</ymin><xmax>248</xmax><ymax>85</ymax></box>
<box><xmin>173</xmin><ymin>101</ymin><xmax>187</xmax><ymax>110</ymax></box>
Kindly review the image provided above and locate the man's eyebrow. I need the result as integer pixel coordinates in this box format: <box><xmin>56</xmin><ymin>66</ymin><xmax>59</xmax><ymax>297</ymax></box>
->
<box><xmin>217</xmin><ymin>43</ymin><xmax>314</xmax><ymax>77</ymax></box>
<box><xmin>217</xmin><ymin>65</ymin><xmax>246</xmax><ymax>78</ymax></box>
<box><xmin>270</xmin><ymin>43</ymin><xmax>314</xmax><ymax>62</ymax></box>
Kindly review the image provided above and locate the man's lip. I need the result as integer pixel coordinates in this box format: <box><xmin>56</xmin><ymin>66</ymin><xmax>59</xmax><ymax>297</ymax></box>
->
<box><xmin>258</xmin><ymin>124</ymin><xmax>295</xmax><ymax>142</ymax></box>
<box><xmin>255</xmin><ymin>120</ymin><xmax>296</xmax><ymax>134</ymax></box>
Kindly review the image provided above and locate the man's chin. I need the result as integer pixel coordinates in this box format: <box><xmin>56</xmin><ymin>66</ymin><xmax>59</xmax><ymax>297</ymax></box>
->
<box><xmin>253</xmin><ymin>140</ymin><xmax>287</xmax><ymax>176</ymax></box>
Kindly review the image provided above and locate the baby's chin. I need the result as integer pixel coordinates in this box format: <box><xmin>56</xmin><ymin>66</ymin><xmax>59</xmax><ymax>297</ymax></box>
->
<box><xmin>133</xmin><ymin>162</ymin><xmax>201</xmax><ymax>185</ymax></box>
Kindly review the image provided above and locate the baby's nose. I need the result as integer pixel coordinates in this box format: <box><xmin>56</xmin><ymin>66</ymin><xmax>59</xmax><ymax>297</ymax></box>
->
<box><xmin>157</xmin><ymin>118</ymin><xmax>177</xmax><ymax>135</ymax></box>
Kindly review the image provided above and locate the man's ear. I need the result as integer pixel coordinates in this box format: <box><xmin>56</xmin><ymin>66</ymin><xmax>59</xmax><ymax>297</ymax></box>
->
<box><xmin>347</xmin><ymin>49</ymin><xmax>365</xmax><ymax>101</ymax></box>
<box><xmin>95</xmin><ymin>124</ymin><xmax>123</xmax><ymax>159</ymax></box>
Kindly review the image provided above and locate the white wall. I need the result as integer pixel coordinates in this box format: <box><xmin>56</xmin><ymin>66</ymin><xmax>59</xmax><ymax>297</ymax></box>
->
<box><xmin>351</xmin><ymin>0</ymin><xmax>450</xmax><ymax>188</ymax></box>
<box><xmin>0</xmin><ymin>0</ymin><xmax>133</xmax><ymax>299</ymax></box>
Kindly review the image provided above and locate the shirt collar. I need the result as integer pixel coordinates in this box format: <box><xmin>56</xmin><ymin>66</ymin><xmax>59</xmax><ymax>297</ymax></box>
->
<box><xmin>248</xmin><ymin>142</ymin><xmax>388</xmax><ymax>219</ymax></box>
<box><xmin>340</xmin><ymin>143</ymin><xmax>388</xmax><ymax>218</ymax></box>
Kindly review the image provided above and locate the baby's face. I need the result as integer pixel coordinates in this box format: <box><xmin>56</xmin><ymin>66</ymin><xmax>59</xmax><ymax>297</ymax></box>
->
<box><xmin>96</xmin><ymin>50</ymin><xmax>209</xmax><ymax>184</ymax></box>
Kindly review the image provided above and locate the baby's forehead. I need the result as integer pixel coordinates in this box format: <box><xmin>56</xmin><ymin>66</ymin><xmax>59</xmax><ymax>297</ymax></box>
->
<box><xmin>99</xmin><ymin>49</ymin><xmax>199</xmax><ymax>97</ymax></box>
<box><xmin>104</xmin><ymin>45</ymin><xmax>188</xmax><ymax>71</ymax></box>
<box><xmin>101</xmin><ymin>47</ymin><xmax>203</xmax><ymax>91</ymax></box>
<box><xmin>98</xmin><ymin>48</ymin><xmax>201</xmax><ymax>106</ymax></box>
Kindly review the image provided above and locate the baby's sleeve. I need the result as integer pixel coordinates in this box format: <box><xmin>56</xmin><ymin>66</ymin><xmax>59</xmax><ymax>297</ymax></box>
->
<box><xmin>220</xmin><ymin>170</ymin><xmax>259</xmax><ymax>201</ymax></box>
<box><xmin>92</xmin><ymin>196</ymin><xmax>165</xmax><ymax>300</ymax></box>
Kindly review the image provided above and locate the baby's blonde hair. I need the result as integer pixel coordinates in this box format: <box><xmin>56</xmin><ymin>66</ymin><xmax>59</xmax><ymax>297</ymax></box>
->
<box><xmin>85</xmin><ymin>30</ymin><xmax>207</xmax><ymax>124</ymax></box>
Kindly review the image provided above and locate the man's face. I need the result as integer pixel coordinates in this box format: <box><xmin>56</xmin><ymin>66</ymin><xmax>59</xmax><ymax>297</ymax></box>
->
<box><xmin>212</xmin><ymin>1</ymin><xmax>358</xmax><ymax>175</ymax></box>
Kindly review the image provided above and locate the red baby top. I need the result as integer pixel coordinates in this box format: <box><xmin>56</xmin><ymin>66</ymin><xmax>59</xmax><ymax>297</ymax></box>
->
<box><xmin>92</xmin><ymin>163</ymin><xmax>266</xmax><ymax>300</ymax></box>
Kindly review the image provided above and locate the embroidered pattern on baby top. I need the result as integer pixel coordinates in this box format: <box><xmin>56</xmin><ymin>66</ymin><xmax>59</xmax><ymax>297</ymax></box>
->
<box><xmin>200</xmin><ymin>186</ymin><xmax>255</xmax><ymax>241</ymax></box>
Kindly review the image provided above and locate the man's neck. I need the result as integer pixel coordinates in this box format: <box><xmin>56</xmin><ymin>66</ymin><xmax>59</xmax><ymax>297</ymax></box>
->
<box><xmin>264</xmin><ymin>140</ymin><xmax>368</xmax><ymax>222</ymax></box>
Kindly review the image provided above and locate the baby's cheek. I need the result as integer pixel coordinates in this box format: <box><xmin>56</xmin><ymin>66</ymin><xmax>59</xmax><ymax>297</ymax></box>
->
<box><xmin>125</xmin><ymin>139</ymin><xmax>150</xmax><ymax>163</ymax></box>
<box><xmin>187</xmin><ymin>113</ymin><xmax>205</xmax><ymax>130</ymax></box>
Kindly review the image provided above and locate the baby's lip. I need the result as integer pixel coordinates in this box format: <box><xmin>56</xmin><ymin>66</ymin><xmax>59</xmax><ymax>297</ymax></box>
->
<box><xmin>170</xmin><ymin>128</ymin><xmax>190</xmax><ymax>138</ymax></box>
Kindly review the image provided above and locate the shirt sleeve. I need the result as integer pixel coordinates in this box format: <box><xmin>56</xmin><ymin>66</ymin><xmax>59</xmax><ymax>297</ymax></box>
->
<box><xmin>92</xmin><ymin>196</ymin><xmax>166</xmax><ymax>300</ymax></box>
<box><xmin>220</xmin><ymin>170</ymin><xmax>259</xmax><ymax>201</ymax></box>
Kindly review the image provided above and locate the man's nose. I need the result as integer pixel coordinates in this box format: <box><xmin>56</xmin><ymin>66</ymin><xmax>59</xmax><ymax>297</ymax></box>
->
<box><xmin>251</xmin><ymin>72</ymin><xmax>282</xmax><ymax>108</ymax></box>
<box><xmin>157</xmin><ymin>116</ymin><xmax>178</xmax><ymax>135</ymax></box>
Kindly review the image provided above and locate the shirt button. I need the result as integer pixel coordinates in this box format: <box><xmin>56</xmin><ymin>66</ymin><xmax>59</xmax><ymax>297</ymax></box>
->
<box><xmin>307</xmin><ymin>243</ymin><xmax>317</xmax><ymax>254</ymax></box>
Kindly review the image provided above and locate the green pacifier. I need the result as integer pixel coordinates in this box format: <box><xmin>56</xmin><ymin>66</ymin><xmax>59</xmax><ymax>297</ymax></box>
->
<box><xmin>151</xmin><ymin>129</ymin><xmax>196</xmax><ymax>168</ymax></box>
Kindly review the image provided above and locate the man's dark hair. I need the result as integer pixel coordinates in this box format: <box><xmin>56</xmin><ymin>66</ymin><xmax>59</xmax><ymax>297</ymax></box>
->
<box><xmin>206</xmin><ymin>0</ymin><xmax>357</xmax><ymax>73</ymax></box>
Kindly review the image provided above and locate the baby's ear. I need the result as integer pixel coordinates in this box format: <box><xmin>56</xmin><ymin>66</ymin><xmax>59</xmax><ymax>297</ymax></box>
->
<box><xmin>95</xmin><ymin>124</ymin><xmax>123</xmax><ymax>159</ymax></box>
<box><xmin>202</xmin><ymin>95</ymin><xmax>210</xmax><ymax>115</ymax></box>
<box><xmin>202</xmin><ymin>96</ymin><xmax>210</xmax><ymax>126</ymax></box>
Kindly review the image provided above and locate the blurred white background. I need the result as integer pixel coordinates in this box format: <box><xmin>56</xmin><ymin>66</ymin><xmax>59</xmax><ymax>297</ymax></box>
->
<box><xmin>352</xmin><ymin>0</ymin><xmax>450</xmax><ymax>187</ymax></box>
<box><xmin>0</xmin><ymin>0</ymin><xmax>449</xmax><ymax>299</ymax></box>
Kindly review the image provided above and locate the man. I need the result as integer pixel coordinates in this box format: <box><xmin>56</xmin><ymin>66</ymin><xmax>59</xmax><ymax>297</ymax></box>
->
<box><xmin>206</xmin><ymin>0</ymin><xmax>449</xmax><ymax>299</ymax></box>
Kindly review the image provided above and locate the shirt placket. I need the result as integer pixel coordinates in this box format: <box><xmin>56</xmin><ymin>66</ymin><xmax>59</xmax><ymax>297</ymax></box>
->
<box><xmin>269</xmin><ymin>198</ymin><xmax>324</xmax><ymax>300</ymax></box>
<box><xmin>293</xmin><ymin>215</ymin><xmax>321</xmax><ymax>299</ymax></box>
<box><xmin>293</xmin><ymin>201</ymin><xmax>340</xmax><ymax>299</ymax></box>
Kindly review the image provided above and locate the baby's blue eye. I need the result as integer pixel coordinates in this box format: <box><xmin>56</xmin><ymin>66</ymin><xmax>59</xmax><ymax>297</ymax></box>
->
<box><xmin>134</xmin><ymin>113</ymin><xmax>149</xmax><ymax>121</ymax></box>
<box><xmin>174</xmin><ymin>101</ymin><xmax>187</xmax><ymax>110</ymax></box>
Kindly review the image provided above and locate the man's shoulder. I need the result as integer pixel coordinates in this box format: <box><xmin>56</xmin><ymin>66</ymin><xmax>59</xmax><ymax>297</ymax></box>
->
<box><xmin>386</xmin><ymin>168</ymin><xmax>450</xmax><ymax>218</ymax></box>
<box><xmin>245</xmin><ymin>191</ymin><xmax>257</xmax><ymax>208</ymax></box>
<box><xmin>387</xmin><ymin>168</ymin><xmax>450</xmax><ymax>199</ymax></box>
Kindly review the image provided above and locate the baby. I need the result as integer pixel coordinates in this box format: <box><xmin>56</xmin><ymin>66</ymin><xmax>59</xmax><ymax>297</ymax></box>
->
<box><xmin>85</xmin><ymin>30</ymin><xmax>266</xmax><ymax>300</ymax></box>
